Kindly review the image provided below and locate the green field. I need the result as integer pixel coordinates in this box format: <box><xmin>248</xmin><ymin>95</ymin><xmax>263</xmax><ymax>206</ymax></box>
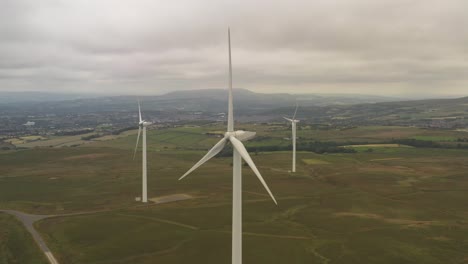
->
<box><xmin>1</xmin><ymin>124</ymin><xmax>468</xmax><ymax>263</ymax></box>
<box><xmin>302</xmin><ymin>158</ymin><xmax>331</xmax><ymax>165</ymax></box>
<box><xmin>0</xmin><ymin>213</ymin><xmax>48</xmax><ymax>264</ymax></box>
<box><xmin>411</xmin><ymin>135</ymin><xmax>457</xmax><ymax>142</ymax></box>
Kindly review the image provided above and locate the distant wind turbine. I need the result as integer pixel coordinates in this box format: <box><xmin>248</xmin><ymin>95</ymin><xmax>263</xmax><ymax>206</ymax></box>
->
<box><xmin>179</xmin><ymin>28</ymin><xmax>277</xmax><ymax>264</ymax></box>
<box><xmin>133</xmin><ymin>101</ymin><xmax>152</xmax><ymax>203</ymax></box>
<box><xmin>284</xmin><ymin>103</ymin><xmax>300</xmax><ymax>172</ymax></box>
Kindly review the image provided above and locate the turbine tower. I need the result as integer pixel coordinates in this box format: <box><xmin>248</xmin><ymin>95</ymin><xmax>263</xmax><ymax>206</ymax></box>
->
<box><xmin>179</xmin><ymin>28</ymin><xmax>277</xmax><ymax>264</ymax></box>
<box><xmin>284</xmin><ymin>103</ymin><xmax>299</xmax><ymax>172</ymax></box>
<box><xmin>133</xmin><ymin>101</ymin><xmax>152</xmax><ymax>203</ymax></box>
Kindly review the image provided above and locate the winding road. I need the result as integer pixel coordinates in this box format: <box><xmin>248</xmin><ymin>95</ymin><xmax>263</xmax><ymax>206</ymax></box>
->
<box><xmin>0</xmin><ymin>210</ymin><xmax>59</xmax><ymax>264</ymax></box>
<box><xmin>0</xmin><ymin>194</ymin><xmax>194</xmax><ymax>264</ymax></box>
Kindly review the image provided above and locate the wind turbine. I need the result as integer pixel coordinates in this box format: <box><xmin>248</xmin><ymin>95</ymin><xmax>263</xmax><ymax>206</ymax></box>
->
<box><xmin>284</xmin><ymin>103</ymin><xmax>299</xmax><ymax>172</ymax></box>
<box><xmin>133</xmin><ymin>100</ymin><xmax>152</xmax><ymax>203</ymax></box>
<box><xmin>179</xmin><ymin>29</ymin><xmax>277</xmax><ymax>264</ymax></box>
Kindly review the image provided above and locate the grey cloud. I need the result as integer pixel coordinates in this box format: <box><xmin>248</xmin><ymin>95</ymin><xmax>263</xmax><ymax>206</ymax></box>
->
<box><xmin>0</xmin><ymin>0</ymin><xmax>467</xmax><ymax>96</ymax></box>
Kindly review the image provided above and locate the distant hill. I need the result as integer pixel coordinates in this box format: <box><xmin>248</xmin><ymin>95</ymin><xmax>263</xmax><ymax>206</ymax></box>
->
<box><xmin>160</xmin><ymin>88</ymin><xmax>397</xmax><ymax>106</ymax></box>
<box><xmin>0</xmin><ymin>88</ymin><xmax>398</xmax><ymax>114</ymax></box>
<box><xmin>277</xmin><ymin>96</ymin><xmax>468</xmax><ymax>127</ymax></box>
<box><xmin>0</xmin><ymin>92</ymin><xmax>100</xmax><ymax>104</ymax></box>
<box><xmin>2</xmin><ymin>89</ymin><xmax>467</xmax><ymax>127</ymax></box>
<box><xmin>149</xmin><ymin>88</ymin><xmax>400</xmax><ymax>115</ymax></box>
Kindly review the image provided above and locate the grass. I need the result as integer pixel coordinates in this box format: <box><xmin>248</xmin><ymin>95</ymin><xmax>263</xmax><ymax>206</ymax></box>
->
<box><xmin>345</xmin><ymin>144</ymin><xmax>409</xmax><ymax>148</ymax></box>
<box><xmin>37</xmin><ymin>212</ymin><xmax>195</xmax><ymax>264</ymax></box>
<box><xmin>10</xmin><ymin>133</ymin><xmax>96</xmax><ymax>148</ymax></box>
<box><xmin>345</xmin><ymin>144</ymin><xmax>413</xmax><ymax>153</ymax></box>
<box><xmin>302</xmin><ymin>158</ymin><xmax>331</xmax><ymax>165</ymax></box>
<box><xmin>21</xmin><ymin>136</ymin><xmax>47</xmax><ymax>141</ymax></box>
<box><xmin>0</xmin><ymin>213</ymin><xmax>48</xmax><ymax>264</ymax></box>
<box><xmin>411</xmin><ymin>135</ymin><xmax>457</xmax><ymax>142</ymax></box>
<box><xmin>2</xmin><ymin>124</ymin><xmax>468</xmax><ymax>263</ymax></box>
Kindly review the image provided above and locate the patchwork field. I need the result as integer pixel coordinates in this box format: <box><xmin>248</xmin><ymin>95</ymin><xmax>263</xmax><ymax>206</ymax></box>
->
<box><xmin>1</xmin><ymin>124</ymin><xmax>468</xmax><ymax>263</ymax></box>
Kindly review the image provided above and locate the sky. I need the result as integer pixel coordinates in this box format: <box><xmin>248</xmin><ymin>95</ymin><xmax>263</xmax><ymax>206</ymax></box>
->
<box><xmin>1</xmin><ymin>0</ymin><xmax>467</xmax><ymax>97</ymax></box>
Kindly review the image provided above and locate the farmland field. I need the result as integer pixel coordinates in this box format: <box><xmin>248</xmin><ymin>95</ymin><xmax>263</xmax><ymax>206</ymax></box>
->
<box><xmin>1</xmin><ymin>124</ymin><xmax>468</xmax><ymax>263</ymax></box>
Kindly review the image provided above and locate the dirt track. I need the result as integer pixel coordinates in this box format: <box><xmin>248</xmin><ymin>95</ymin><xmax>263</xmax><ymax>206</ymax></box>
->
<box><xmin>0</xmin><ymin>193</ymin><xmax>194</xmax><ymax>264</ymax></box>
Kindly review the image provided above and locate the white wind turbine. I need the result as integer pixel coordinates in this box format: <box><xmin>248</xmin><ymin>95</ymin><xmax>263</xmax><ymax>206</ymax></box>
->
<box><xmin>133</xmin><ymin>100</ymin><xmax>152</xmax><ymax>203</ymax></box>
<box><xmin>284</xmin><ymin>103</ymin><xmax>299</xmax><ymax>172</ymax></box>
<box><xmin>179</xmin><ymin>29</ymin><xmax>277</xmax><ymax>264</ymax></box>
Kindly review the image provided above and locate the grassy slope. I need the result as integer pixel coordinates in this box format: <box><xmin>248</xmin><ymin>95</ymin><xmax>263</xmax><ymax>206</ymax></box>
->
<box><xmin>1</xmin><ymin>124</ymin><xmax>468</xmax><ymax>263</ymax></box>
<box><xmin>0</xmin><ymin>213</ymin><xmax>48</xmax><ymax>264</ymax></box>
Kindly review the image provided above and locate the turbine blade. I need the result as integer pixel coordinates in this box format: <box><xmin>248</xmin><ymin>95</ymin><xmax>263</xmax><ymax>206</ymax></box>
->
<box><xmin>293</xmin><ymin>102</ymin><xmax>298</xmax><ymax>120</ymax></box>
<box><xmin>283</xmin><ymin>117</ymin><xmax>293</xmax><ymax>122</ymax></box>
<box><xmin>138</xmin><ymin>100</ymin><xmax>142</xmax><ymax>123</ymax></box>
<box><xmin>235</xmin><ymin>130</ymin><xmax>256</xmax><ymax>142</ymax></box>
<box><xmin>133</xmin><ymin>126</ymin><xmax>141</xmax><ymax>160</ymax></box>
<box><xmin>227</xmin><ymin>28</ymin><xmax>234</xmax><ymax>132</ymax></box>
<box><xmin>229</xmin><ymin>136</ymin><xmax>277</xmax><ymax>205</ymax></box>
<box><xmin>179</xmin><ymin>137</ymin><xmax>227</xmax><ymax>180</ymax></box>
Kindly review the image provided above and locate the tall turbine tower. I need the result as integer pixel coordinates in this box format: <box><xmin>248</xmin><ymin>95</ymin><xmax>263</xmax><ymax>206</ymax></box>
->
<box><xmin>179</xmin><ymin>28</ymin><xmax>277</xmax><ymax>264</ymax></box>
<box><xmin>133</xmin><ymin>101</ymin><xmax>152</xmax><ymax>203</ymax></box>
<box><xmin>284</xmin><ymin>103</ymin><xmax>300</xmax><ymax>172</ymax></box>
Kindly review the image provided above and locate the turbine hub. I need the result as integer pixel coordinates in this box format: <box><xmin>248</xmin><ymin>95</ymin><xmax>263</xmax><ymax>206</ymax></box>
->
<box><xmin>139</xmin><ymin>121</ymin><xmax>151</xmax><ymax>127</ymax></box>
<box><xmin>225</xmin><ymin>130</ymin><xmax>256</xmax><ymax>142</ymax></box>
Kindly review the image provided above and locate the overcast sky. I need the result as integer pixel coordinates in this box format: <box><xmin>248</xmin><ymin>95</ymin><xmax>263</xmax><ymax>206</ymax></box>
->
<box><xmin>1</xmin><ymin>0</ymin><xmax>467</xmax><ymax>97</ymax></box>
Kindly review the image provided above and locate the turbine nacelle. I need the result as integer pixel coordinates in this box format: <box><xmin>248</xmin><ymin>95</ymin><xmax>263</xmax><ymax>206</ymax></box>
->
<box><xmin>284</xmin><ymin>102</ymin><xmax>300</xmax><ymax>124</ymax></box>
<box><xmin>283</xmin><ymin>117</ymin><xmax>300</xmax><ymax>123</ymax></box>
<box><xmin>139</xmin><ymin>121</ymin><xmax>151</xmax><ymax>127</ymax></box>
<box><xmin>225</xmin><ymin>130</ymin><xmax>256</xmax><ymax>142</ymax></box>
